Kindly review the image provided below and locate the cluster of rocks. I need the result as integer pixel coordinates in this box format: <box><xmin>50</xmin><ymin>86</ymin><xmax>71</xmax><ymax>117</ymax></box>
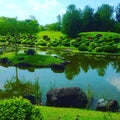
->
<box><xmin>23</xmin><ymin>87</ymin><xmax>120</xmax><ymax>112</ymax></box>
<box><xmin>96</xmin><ymin>98</ymin><xmax>119</xmax><ymax>112</ymax></box>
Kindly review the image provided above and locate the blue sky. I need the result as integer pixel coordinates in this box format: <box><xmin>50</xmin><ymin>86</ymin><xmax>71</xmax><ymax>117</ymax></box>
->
<box><xmin>0</xmin><ymin>0</ymin><xmax>119</xmax><ymax>25</ymax></box>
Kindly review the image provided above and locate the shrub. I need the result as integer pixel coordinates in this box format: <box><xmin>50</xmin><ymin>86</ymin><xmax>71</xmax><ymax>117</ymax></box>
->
<box><xmin>0</xmin><ymin>97</ymin><xmax>42</xmax><ymax>120</ymax></box>
<box><xmin>42</xmin><ymin>35</ymin><xmax>50</xmax><ymax>41</ymax></box>
<box><xmin>62</xmin><ymin>39</ymin><xmax>70</xmax><ymax>46</ymax></box>
<box><xmin>103</xmin><ymin>45</ymin><xmax>118</xmax><ymax>53</ymax></box>
<box><xmin>71</xmin><ymin>40</ymin><xmax>79</xmax><ymax>47</ymax></box>
<box><xmin>78</xmin><ymin>44</ymin><xmax>88</xmax><ymax>51</ymax></box>
<box><xmin>95</xmin><ymin>47</ymin><xmax>103</xmax><ymax>52</ymax></box>
<box><xmin>89</xmin><ymin>42</ymin><xmax>95</xmax><ymax>48</ymax></box>
<box><xmin>50</xmin><ymin>40</ymin><xmax>59</xmax><ymax>47</ymax></box>
<box><xmin>37</xmin><ymin>40</ymin><xmax>47</xmax><ymax>46</ymax></box>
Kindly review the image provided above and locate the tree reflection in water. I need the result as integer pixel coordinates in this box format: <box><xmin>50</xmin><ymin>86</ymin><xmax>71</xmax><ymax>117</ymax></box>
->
<box><xmin>60</xmin><ymin>53</ymin><xmax>120</xmax><ymax>80</ymax></box>
<box><xmin>0</xmin><ymin>67</ymin><xmax>41</xmax><ymax>104</ymax></box>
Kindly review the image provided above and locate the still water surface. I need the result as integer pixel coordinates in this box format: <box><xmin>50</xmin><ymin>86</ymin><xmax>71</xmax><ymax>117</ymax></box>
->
<box><xmin>0</xmin><ymin>53</ymin><xmax>120</xmax><ymax>103</ymax></box>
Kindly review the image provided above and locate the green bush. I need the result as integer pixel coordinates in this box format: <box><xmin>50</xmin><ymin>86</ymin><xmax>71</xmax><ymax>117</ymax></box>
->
<box><xmin>95</xmin><ymin>47</ymin><xmax>103</xmax><ymax>52</ymax></box>
<box><xmin>50</xmin><ymin>40</ymin><xmax>59</xmax><ymax>47</ymax></box>
<box><xmin>0</xmin><ymin>97</ymin><xmax>42</xmax><ymax>120</ymax></box>
<box><xmin>103</xmin><ymin>45</ymin><xmax>118</xmax><ymax>53</ymax></box>
<box><xmin>89</xmin><ymin>42</ymin><xmax>95</xmax><ymax>48</ymax></box>
<box><xmin>78</xmin><ymin>44</ymin><xmax>88</xmax><ymax>51</ymax></box>
<box><xmin>42</xmin><ymin>35</ymin><xmax>50</xmax><ymax>41</ymax></box>
<box><xmin>62</xmin><ymin>39</ymin><xmax>70</xmax><ymax>46</ymax></box>
<box><xmin>71</xmin><ymin>40</ymin><xmax>79</xmax><ymax>47</ymax></box>
<box><xmin>37</xmin><ymin>40</ymin><xmax>47</xmax><ymax>46</ymax></box>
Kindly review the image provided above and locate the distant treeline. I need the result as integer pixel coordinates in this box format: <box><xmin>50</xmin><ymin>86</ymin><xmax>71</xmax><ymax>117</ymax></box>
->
<box><xmin>0</xmin><ymin>3</ymin><xmax>120</xmax><ymax>37</ymax></box>
<box><xmin>41</xmin><ymin>3</ymin><xmax>120</xmax><ymax>37</ymax></box>
<box><xmin>0</xmin><ymin>16</ymin><xmax>39</xmax><ymax>36</ymax></box>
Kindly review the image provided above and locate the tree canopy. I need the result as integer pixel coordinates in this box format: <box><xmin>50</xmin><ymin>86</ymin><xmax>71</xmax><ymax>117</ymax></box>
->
<box><xmin>61</xmin><ymin>4</ymin><xmax>82</xmax><ymax>38</ymax></box>
<box><xmin>0</xmin><ymin>16</ymin><xmax>39</xmax><ymax>36</ymax></box>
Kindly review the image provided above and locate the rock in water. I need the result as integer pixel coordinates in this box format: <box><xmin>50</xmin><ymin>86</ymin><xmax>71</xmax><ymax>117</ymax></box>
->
<box><xmin>46</xmin><ymin>87</ymin><xmax>88</xmax><ymax>108</ymax></box>
<box><xmin>96</xmin><ymin>98</ymin><xmax>119</xmax><ymax>112</ymax></box>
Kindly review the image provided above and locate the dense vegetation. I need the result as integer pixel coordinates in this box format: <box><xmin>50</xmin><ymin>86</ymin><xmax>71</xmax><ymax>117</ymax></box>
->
<box><xmin>0</xmin><ymin>3</ymin><xmax>120</xmax><ymax>120</ymax></box>
<box><xmin>0</xmin><ymin>97</ymin><xmax>42</xmax><ymax>120</ymax></box>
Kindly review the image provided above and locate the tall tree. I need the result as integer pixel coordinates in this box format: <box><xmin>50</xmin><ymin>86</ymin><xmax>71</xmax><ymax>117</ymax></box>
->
<box><xmin>115</xmin><ymin>3</ymin><xmax>120</xmax><ymax>22</ymax></box>
<box><xmin>57</xmin><ymin>15</ymin><xmax>62</xmax><ymax>31</ymax></box>
<box><xmin>82</xmin><ymin>5</ymin><xmax>94</xmax><ymax>31</ymax></box>
<box><xmin>93</xmin><ymin>4</ymin><xmax>114</xmax><ymax>31</ymax></box>
<box><xmin>61</xmin><ymin>4</ymin><xmax>82</xmax><ymax>38</ymax></box>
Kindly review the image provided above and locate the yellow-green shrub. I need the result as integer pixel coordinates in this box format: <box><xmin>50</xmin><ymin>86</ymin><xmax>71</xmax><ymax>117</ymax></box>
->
<box><xmin>0</xmin><ymin>97</ymin><xmax>42</xmax><ymax>120</ymax></box>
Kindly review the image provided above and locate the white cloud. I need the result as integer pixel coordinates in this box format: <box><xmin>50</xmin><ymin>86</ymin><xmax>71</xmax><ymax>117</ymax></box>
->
<box><xmin>0</xmin><ymin>0</ymin><xmax>2</xmax><ymax>4</ymax></box>
<box><xmin>4</xmin><ymin>3</ymin><xmax>28</xmax><ymax>20</ymax></box>
<box><xmin>6</xmin><ymin>4</ymin><xmax>20</xmax><ymax>10</ymax></box>
<box><xmin>59</xmin><ymin>9</ymin><xmax>66</xmax><ymax>15</ymax></box>
<box><xmin>17</xmin><ymin>10</ymin><xmax>29</xmax><ymax>20</ymax></box>
<box><xmin>107</xmin><ymin>77</ymin><xmax>120</xmax><ymax>91</ymax></box>
<box><xmin>28</xmin><ymin>0</ymin><xmax>61</xmax><ymax>11</ymax></box>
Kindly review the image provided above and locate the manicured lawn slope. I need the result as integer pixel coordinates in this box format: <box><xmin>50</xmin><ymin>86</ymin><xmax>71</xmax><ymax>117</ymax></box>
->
<box><xmin>39</xmin><ymin>106</ymin><xmax>120</xmax><ymax>120</ymax></box>
<box><xmin>37</xmin><ymin>31</ymin><xmax>65</xmax><ymax>39</ymax></box>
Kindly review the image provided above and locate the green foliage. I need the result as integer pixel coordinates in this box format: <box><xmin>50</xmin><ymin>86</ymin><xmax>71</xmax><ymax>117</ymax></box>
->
<box><xmin>78</xmin><ymin>44</ymin><xmax>88</xmax><ymax>51</ymax></box>
<box><xmin>61</xmin><ymin>4</ymin><xmax>82</xmax><ymax>38</ymax></box>
<box><xmin>34</xmin><ymin>77</ymin><xmax>42</xmax><ymax>105</ymax></box>
<box><xmin>42</xmin><ymin>35</ymin><xmax>50</xmax><ymax>40</ymax></box>
<box><xmin>95</xmin><ymin>47</ymin><xmax>103</xmax><ymax>52</ymax></box>
<box><xmin>36</xmin><ymin>40</ymin><xmax>47</xmax><ymax>46</ymax></box>
<box><xmin>103</xmin><ymin>45</ymin><xmax>118</xmax><ymax>53</ymax></box>
<box><xmin>115</xmin><ymin>3</ymin><xmax>120</xmax><ymax>22</ymax></box>
<box><xmin>0</xmin><ymin>97</ymin><xmax>42</xmax><ymax>120</ymax></box>
<box><xmin>1</xmin><ymin>77</ymin><xmax>34</xmax><ymax>99</ymax></box>
<box><xmin>62</xmin><ymin>39</ymin><xmax>70</xmax><ymax>46</ymax></box>
<box><xmin>0</xmin><ymin>16</ymin><xmax>39</xmax><ymax>36</ymax></box>
<box><xmin>0</xmin><ymin>52</ymin><xmax>63</xmax><ymax>66</ymax></box>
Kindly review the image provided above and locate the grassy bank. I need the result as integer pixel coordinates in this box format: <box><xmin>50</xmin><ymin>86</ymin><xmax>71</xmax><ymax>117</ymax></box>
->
<box><xmin>39</xmin><ymin>106</ymin><xmax>120</xmax><ymax>120</ymax></box>
<box><xmin>0</xmin><ymin>52</ymin><xmax>63</xmax><ymax>66</ymax></box>
<box><xmin>0</xmin><ymin>98</ymin><xmax>119</xmax><ymax>120</ymax></box>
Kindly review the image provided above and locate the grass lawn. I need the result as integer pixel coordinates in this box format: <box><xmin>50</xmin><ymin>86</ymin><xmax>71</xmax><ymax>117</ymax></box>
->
<box><xmin>37</xmin><ymin>31</ymin><xmax>65</xmax><ymax>39</ymax></box>
<box><xmin>0</xmin><ymin>52</ymin><xmax>63</xmax><ymax>66</ymax></box>
<box><xmin>39</xmin><ymin>106</ymin><xmax>120</xmax><ymax>120</ymax></box>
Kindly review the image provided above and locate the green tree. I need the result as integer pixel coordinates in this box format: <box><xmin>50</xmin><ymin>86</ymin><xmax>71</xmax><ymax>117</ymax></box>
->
<box><xmin>61</xmin><ymin>4</ymin><xmax>82</xmax><ymax>38</ymax></box>
<box><xmin>82</xmin><ymin>5</ymin><xmax>94</xmax><ymax>31</ymax></box>
<box><xmin>93</xmin><ymin>4</ymin><xmax>114</xmax><ymax>31</ymax></box>
<box><xmin>115</xmin><ymin>3</ymin><xmax>120</xmax><ymax>22</ymax></box>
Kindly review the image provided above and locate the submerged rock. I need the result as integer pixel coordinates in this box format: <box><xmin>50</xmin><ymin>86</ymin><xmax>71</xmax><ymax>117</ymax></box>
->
<box><xmin>96</xmin><ymin>98</ymin><xmax>119</xmax><ymax>112</ymax></box>
<box><xmin>46</xmin><ymin>87</ymin><xmax>88</xmax><ymax>108</ymax></box>
<box><xmin>51</xmin><ymin>61</ymin><xmax>70</xmax><ymax>70</ymax></box>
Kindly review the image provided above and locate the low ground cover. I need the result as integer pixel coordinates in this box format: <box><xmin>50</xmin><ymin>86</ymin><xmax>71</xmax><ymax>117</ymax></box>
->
<box><xmin>0</xmin><ymin>98</ymin><xmax>119</xmax><ymax>120</ymax></box>
<box><xmin>0</xmin><ymin>52</ymin><xmax>63</xmax><ymax>67</ymax></box>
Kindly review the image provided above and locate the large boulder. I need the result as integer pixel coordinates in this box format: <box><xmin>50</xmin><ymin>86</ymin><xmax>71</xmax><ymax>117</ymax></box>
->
<box><xmin>96</xmin><ymin>98</ymin><xmax>119</xmax><ymax>112</ymax></box>
<box><xmin>46</xmin><ymin>87</ymin><xmax>88</xmax><ymax>108</ymax></box>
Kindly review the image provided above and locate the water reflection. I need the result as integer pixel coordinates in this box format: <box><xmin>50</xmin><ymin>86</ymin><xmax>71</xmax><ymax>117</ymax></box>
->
<box><xmin>1</xmin><ymin>53</ymin><xmax>120</xmax><ymax>102</ymax></box>
<box><xmin>107</xmin><ymin>77</ymin><xmax>120</xmax><ymax>91</ymax></box>
<box><xmin>62</xmin><ymin>54</ymin><xmax>120</xmax><ymax>80</ymax></box>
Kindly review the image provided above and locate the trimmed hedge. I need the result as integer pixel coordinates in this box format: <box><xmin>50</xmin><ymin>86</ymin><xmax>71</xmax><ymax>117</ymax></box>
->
<box><xmin>0</xmin><ymin>97</ymin><xmax>42</xmax><ymax>120</ymax></box>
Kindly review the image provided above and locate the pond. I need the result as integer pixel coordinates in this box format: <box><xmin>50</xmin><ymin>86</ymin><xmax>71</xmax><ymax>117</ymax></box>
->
<box><xmin>0</xmin><ymin>53</ymin><xmax>120</xmax><ymax>106</ymax></box>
